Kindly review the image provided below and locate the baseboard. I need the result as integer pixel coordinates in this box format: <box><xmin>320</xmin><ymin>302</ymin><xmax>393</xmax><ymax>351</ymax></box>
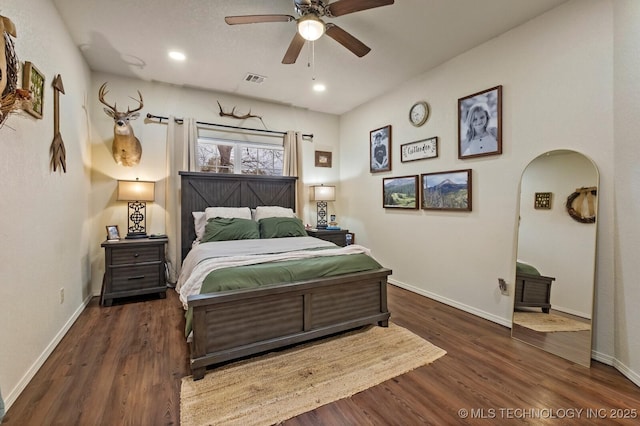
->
<box><xmin>5</xmin><ymin>294</ymin><xmax>93</xmax><ymax>410</ymax></box>
<box><xmin>388</xmin><ymin>279</ymin><xmax>511</xmax><ymax>328</ymax></box>
<box><xmin>389</xmin><ymin>279</ymin><xmax>640</xmax><ymax>389</ymax></box>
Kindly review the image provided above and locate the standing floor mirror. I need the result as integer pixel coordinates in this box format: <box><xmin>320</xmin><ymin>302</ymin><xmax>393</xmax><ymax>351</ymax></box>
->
<box><xmin>512</xmin><ymin>150</ymin><xmax>598</xmax><ymax>367</ymax></box>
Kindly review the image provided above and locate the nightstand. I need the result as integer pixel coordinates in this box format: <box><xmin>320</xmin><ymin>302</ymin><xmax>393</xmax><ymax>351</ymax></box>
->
<box><xmin>100</xmin><ymin>238</ymin><xmax>168</xmax><ymax>306</ymax></box>
<box><xmin>306</xmin><ymin>229</ymin><xmax>354</xmax><ymax>247</ymax></box>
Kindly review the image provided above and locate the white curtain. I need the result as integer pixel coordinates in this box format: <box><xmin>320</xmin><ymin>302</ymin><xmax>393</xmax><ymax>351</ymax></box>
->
<box><xmin>165</xmin><ymin>117</ymin><xmax>198</xmax><ymax>284</ymax></box>
<box><xmin>283</xmin><ymin>131</ymin><xmax>303</xmax><ymax>215</ymax></box>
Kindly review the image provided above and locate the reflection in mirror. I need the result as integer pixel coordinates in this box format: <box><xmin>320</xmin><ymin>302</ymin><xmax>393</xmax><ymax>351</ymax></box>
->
<box><xmin>512</xmin><ymin>150</ymin><xmax>598</xmax><ymax>367</ymax></box>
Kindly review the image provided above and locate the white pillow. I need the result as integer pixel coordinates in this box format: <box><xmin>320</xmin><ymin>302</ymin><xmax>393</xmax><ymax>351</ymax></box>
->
<box><xmin>192</xmin><ymin>212</ymin><xmax>207</xmax><ymax>241</ymax></box>
<box><xmin>205</xmin><ymin>207</ymin><xmax>252</xmax><ymax>221</ymax></box>
<box><xmin>254</xmin><ymin>206</ymin><xmax>296</xmax><ymax>222</ymax></box>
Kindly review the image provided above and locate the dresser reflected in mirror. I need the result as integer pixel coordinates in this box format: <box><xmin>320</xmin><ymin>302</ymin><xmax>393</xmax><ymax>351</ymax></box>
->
<box><xmin>512</xmin><ymin>150</ymin><xmax>598</xmax><ymax>367</ymax></box>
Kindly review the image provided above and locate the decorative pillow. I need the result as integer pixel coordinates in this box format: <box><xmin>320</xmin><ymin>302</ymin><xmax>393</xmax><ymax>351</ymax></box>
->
<box><xmin>205</xmin><ymin>207</ymin><xmax>252</xmax><ymax>221</ymax></box>
<box><xmin>201</xmin><ymin>218</ymin><xmax>259</xmax><ymax>242</ymax></box>
<box><xmin>259</xmin><ymin>217</ymin><xmax>308</xmax><ymax>239</ymax></box>
<box><xmin>254</xmin><ymin>206</ymin><xmax>296</xmax><ymax>222</ymax></box>
<box><xmin>192</xmin><ymin>211</ymin><xmax>207</xmax><ymax>241</ymax></box>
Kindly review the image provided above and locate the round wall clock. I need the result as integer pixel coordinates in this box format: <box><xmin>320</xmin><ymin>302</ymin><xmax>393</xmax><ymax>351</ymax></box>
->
<box><xmin>409</xmin><ymin>101</ymin><xmax>429</xmax><ymax>127</ymax></box>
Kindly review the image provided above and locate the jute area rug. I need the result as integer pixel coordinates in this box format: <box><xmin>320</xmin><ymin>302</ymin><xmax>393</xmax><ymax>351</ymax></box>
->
<box><xmin>180</xmin><ymin>322</ymin><xmax>446</xmax><ymax>426</ymax></box>
<box><xmin>513</xmin><ymin>312</ymin><xmax>591</xmax><ymax>333</ymax></box>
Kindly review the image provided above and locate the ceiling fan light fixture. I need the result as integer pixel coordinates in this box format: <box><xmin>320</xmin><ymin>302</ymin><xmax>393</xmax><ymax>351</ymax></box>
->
<box><xmin>297</xmin><ymin>15</ymin><xmax>325</xmax><ymax>41</ymax></box>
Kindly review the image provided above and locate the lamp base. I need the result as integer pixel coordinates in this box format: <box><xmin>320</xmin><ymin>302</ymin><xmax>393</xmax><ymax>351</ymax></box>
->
<box><xmin>125</xmin><ymin>232</ymin><xmax>149</xmax><ymax>240</ymax></box>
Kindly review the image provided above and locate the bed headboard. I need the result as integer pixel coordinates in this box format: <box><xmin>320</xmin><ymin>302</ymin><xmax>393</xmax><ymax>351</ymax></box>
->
<box><xmin>179</xmin><ymin>172</ymin><xmax>298</xmax><ymax>261</ymax></box>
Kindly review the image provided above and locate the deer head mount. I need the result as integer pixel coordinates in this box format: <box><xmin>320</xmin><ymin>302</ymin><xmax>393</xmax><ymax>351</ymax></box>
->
<box><xmin>98</xmin><ymin>82</ymin><xmax>144</xmax><ymax>167</ymax></box>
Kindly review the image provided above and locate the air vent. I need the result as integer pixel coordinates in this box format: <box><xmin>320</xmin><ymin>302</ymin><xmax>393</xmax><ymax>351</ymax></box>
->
<box><xmin>244</xmin><ymin>73</ymin><xmax>266</xmax><ymax>84</ymax></box>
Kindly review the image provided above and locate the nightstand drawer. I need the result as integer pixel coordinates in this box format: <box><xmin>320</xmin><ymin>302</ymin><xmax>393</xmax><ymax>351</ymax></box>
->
<box><xmin>110</xmin><ymin>264</ymin><xmax>162</xmax><ymax>292</ymax></box>
<box><xmin>110</xmin><ymin>245</ymin><xmax>161</xmax><ymax>265</ymax></box>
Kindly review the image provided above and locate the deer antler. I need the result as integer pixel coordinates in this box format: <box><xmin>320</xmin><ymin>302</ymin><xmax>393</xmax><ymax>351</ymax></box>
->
<box><xmin>126</xmin><ymin>90</ymin><xmax>144</xmax><ymax>114</ymax></box>
<box><xmin>217</xmin><ymin>100</ymin><xmax>263</xmax><ymax>121</ymax></box>
<box><xmin>98</xmin><ymin>82</ymin><xmax>117</xmax><ymax>112</ymax></box>
<box><xmin>98</xmin><ymin>82</ymin><xmax>143</xmax><ymax>113</ymax></box>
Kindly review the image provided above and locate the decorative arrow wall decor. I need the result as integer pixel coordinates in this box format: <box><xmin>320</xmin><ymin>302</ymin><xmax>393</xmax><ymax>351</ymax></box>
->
<box><xmin>50</xmin><ymin>74</ymin><xmax>66</xmax><ymax>172</ymax></box>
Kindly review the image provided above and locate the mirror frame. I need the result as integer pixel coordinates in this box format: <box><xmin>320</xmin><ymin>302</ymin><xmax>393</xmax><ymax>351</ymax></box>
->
<box><xmin>512</xmin><ymin>150</ymin><xmax>598</xmax><ymax>367</ymax></box>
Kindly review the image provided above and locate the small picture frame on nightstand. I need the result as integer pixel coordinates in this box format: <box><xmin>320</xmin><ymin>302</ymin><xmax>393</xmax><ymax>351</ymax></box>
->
<box><xmin>106</xmin><ymin>225</ymin><xmax>120</xmax><ymax>241</ymax></box>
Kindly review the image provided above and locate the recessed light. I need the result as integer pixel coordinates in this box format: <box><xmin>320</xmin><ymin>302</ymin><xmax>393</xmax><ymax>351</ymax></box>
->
<box><xmin>168</xmin><ymin>51</ymin><xmax>186</xmax><ymax>61</ymax></box>
<box><xmin>313</xmin><ymin>83</ymin><xmax>326</xmax><ymax>92</ymax></box>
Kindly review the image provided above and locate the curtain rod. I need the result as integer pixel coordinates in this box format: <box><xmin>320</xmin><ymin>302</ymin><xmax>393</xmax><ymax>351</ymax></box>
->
<box><xmin>145</xmin><ymin>113</ymin><xmax>313</xmax><ymax>140</ymax></box>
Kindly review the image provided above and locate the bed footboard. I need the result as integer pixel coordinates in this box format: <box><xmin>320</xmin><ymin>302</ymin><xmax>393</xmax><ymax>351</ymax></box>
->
<box><xmin>187</xmin><ymin>268</ymin><xmax>392</xmax><ymax>380</ymax></box>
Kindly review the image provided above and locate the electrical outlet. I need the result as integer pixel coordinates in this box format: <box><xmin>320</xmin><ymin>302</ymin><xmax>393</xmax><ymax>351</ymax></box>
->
<box><xmin>498</xmin><ymin>278</ymin><xmax>509</xmax><ymax>296</ymax></box>
<box><xmin>59</xmin><ymin>288</ymin><xmax>64</xmax><ymax>304</ymax></box>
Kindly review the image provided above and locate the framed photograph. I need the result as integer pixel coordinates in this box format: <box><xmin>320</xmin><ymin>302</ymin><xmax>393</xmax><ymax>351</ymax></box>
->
<box><xmin>383</xmin><ymin>175</ymin><xmax>419</xmax><ymax>209</ymax></box>
<box><xmin>400</xmin><ymin>137</ymin><xmax>438</xmax><ymax>163</ymax></box>
<box><xmin>106</xmin><ymin>225</ymin><xmax>121</xmax><ymax>241</ymax></box>
<box><xmin>370</xmin><ymin>125</ymin><xmax>392</xmax><ymax>173</ymax></box>
<box><xmin>421</xmin><ymin>169</ymin><xmax>472</xmax><ymax>211</ymax></box>
<box><xmin>22</xmin><ymin>61</ymin><xmax>45</xmax><ymax>119</ymax></box>
<box><xmin>458</xmin><ymin>85</ymin><xmax>502</xmax><ymax>159</ymax></box>
<box><xmin>315</xmin><ymin>150</ymin><xmax>332</xmax><ymax>168</ymax></box>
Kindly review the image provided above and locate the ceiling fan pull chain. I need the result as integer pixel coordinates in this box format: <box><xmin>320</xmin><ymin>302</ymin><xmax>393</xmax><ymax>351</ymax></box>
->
<box><xmin>311</xmin><ymin>41</ymin><xmax>316</xmax><ymax>80</ymax></box>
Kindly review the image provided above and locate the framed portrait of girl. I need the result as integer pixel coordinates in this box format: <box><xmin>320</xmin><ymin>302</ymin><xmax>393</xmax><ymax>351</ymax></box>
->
<box><xmin>458</xmin><ymin>86</ymin><xmax>502</xmax><ymax>159</ymax></box>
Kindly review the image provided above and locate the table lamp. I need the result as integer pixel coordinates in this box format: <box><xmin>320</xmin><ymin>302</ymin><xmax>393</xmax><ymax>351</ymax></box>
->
<box><xmin>310</xmin><ymin>184</ymin><xmax>335</xmax><ymax>229</ymax></box>
<box><xmin>117</xmin><ymin>179</ymin><xmax>155</xmax><ymax>239</ymax></box>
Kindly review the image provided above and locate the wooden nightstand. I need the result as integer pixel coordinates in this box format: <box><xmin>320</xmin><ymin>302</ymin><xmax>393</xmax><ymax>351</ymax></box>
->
<box><xmin>306</xmin><ymin>229</ymin><xmax>354</xmax><ymax>247</ymax></box>
<box><xmin>100</xmin><ymin>238</ymin><xmax>168</xmax><ymax>306</ymax></box>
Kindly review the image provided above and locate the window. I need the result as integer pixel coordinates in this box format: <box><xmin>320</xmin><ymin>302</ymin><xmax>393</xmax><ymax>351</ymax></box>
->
<box><xmin>197</xmin><ymin>138</ymin><xmax>284</xmax><ymax>176</ymax></box>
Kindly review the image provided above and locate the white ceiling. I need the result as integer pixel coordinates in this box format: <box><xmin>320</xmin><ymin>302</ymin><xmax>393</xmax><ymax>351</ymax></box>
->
<box><xmin>51</xmin><ymin>0</ymin><xmax>568</xmax><ymax>115</ymax></box>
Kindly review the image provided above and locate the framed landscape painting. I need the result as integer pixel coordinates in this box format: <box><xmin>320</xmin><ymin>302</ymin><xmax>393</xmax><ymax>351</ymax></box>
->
<box><xmin>421</xmin><ymin>169</ymin><xmax>472</xmax><ymax>211</ymax></box>
<box><xmin>383</xmin><ymin>175</ymin><xmax>418</xmax><ymax>209</ymax></box>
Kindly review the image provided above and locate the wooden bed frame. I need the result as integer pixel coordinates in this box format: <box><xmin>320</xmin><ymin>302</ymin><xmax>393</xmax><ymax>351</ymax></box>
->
<box><xmin>179</xmin><ymin>172</ymin><xmax>391</xmax><ymax>380</ymax></box>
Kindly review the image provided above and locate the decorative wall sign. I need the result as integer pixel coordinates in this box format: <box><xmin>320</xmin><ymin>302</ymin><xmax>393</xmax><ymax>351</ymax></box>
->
<box><xmin>22</xmin><ymin>61</ymin><xmax>44</xmax><ymax>118</ymax></box>
<box><xmin>400</xmin><ymin>137</ymin><xmax>438</xmax><ymax>163</ymax></box>
<box><xmin>534</xmin><ymin>192</ymin><xmax>552</xmax><ymax>209</ymax></box>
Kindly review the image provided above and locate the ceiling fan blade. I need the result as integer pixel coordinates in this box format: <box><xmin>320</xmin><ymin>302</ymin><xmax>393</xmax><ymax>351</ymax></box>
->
<box><xmin>225</xmin><ymin>15</ymin><xmax>295</xmax><ymax>25</ymax></box>
<box><xmin>282</xmin><ymin>32</ymin><xmax>306</xmax><ymax>64</ymax></box>
<box><xmin>325</xmin><ymin>24</ymin><xmax>371</xmax><ymax>57</ymax></box>
<box><xmin>328</xmin><ymin>0</ymin><xmax>394</xmax><ymax>17</ymax></box>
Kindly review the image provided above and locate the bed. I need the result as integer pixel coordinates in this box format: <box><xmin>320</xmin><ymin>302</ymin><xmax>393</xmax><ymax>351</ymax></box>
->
<box><xmin>514</xmin><ymin>261</ymin><xmax>555</xmax><ymax>313</ymax></box>
<box><xmin>178</xmin><ymin>172</ymin><xmax>392</xmax><ymax>380</ymax></box>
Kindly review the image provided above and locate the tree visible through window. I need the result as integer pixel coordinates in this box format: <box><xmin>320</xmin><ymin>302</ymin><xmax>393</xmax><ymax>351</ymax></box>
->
<box><xmin>197</xmin><ymin>138</ymin><xmax>283</xmax><ymax>176</ymax></box>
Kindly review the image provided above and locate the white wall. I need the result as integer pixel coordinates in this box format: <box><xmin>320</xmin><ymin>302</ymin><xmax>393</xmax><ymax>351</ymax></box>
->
<box><xmin>612</xmin><ymin>0</ymin><xmax>640</xmax><ymax>385</ymax></box>
<box><xmin>0</xmin><ymin>0</ymin><xmax>92</xmax><ymax>408</ymax></box>
<box><xmin>518</xmin><ymin>151</ymin><xmax>598</xmax><ymax>318</ymax></box>
<box><xmin>339</xmin><ymin>0</ymin><xmax>625</xmax><ymax>373</ymax></box>
<box><xmin>88</xmin><ymin>73</ymin><xmax>341</xmax><ymax>294</ymax></box>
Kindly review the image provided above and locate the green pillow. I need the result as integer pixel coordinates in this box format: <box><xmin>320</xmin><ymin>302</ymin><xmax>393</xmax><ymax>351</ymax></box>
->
<box><xmin>201</xmin><ymin>217</ymin><xmax>259</xmax><ymax>242</ymax></box>
<box><xmin>259</xmin><ymin>217</ymin><xmax>308</xmax><ymax>239</ymax></box>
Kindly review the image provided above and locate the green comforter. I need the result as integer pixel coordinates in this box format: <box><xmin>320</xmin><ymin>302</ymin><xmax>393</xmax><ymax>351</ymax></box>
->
<box><xmin>516</xmin><ymin>261</ymin><xmax>541</xmax><ymax>276</ymax></box>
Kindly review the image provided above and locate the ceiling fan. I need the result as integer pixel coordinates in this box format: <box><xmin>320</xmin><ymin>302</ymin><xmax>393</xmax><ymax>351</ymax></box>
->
<box><xmin>225</xmin><ymin>0</ymin><xmax>395</xmax><ymax>64</ymax></box>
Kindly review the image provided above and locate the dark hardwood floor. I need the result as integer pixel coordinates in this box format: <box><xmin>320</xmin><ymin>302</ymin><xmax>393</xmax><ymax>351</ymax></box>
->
<box><xmin>5</xmin><ymin>285</ymin><xmax>639</xmax><ymax>425</ymax></box>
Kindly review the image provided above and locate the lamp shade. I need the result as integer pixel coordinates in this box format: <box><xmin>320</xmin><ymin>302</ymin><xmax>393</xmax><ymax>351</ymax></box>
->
<box><xmin>117</xmin><ymin>180</ymin><xmax>155</xmax><ymax>202</ymax></box>
<box><xmin>311</xmin><ymin>185</ymin><xmax>336</xmax><ymax>201</ymax></box>
<box><xmin>298</xmin><ymin>15</ymin><xmax>325</xmax><ymax>41</ymax></box>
